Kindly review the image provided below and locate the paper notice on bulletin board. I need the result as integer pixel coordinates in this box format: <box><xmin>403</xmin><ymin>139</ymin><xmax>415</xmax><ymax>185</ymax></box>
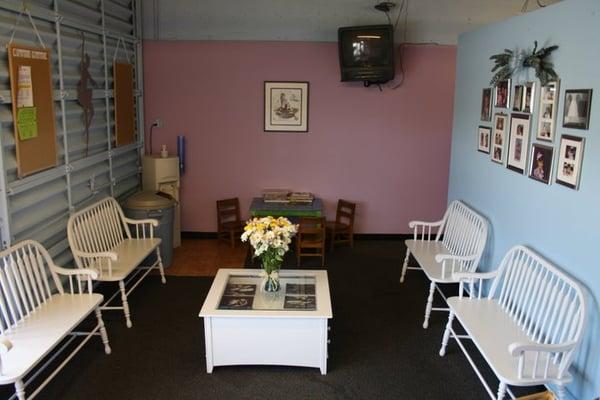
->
<box><xmin>17</xmin><ymin>65</ymin><xmax>34</xmax><ymax>107</ymax></box>
<box><xmin>17</xmin><ymin>107</ymin><xmax>38</xmax><ymax>140</ymax></box>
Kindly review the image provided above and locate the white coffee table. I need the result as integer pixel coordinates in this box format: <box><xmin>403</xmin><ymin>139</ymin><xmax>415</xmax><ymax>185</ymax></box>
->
<box><xmin>199</xmin><ymin>268</ymin><xmax>332</xmax><ymax>374</ymax></box>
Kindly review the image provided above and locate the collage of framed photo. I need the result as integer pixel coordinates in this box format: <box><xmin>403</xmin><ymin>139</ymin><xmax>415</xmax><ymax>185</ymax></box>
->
<box><xmin>478</xmin><ymin>76</ymin><xmax>590</xmax><ymax>190</ymax></box>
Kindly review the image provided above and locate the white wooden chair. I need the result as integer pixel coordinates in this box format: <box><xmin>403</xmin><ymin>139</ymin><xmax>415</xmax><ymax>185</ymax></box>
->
<box><xmin>439</xmin><ymin>245</ymin><xmax>586</xmax><ymax>400</ymax></box>
<box><xmin>67</xmin><ymin>197</ymin><xmax>166</xmax><ymax>328</ymax></box>
<box><xmin>400</xmin><ymin>200</ymin><xmax>488</xmax><ymax>328</ymax></box>
<box><xmin>0</xmin><ymin>240</ymin><xmax>110</xmax><ymax>400</ymax></box>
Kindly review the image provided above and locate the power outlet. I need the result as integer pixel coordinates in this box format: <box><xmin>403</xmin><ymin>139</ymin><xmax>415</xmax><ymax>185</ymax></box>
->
<box><xmin>152</xmin><ymin>118</ymin><xmax>164</xmax><ymax>128</ymax></box>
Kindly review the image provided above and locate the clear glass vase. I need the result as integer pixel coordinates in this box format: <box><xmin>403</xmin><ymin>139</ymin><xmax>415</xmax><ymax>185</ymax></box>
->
<box><xmin>261</xmin><ymin>256</ymin><xmax>282</xmax><ymax>292</ymax></box>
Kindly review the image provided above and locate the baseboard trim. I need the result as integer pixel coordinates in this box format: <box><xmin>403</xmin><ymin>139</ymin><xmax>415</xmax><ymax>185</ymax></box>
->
<box><xmin>181</xmin><ymin>232</ymin><xmax>411</xmax><ymax>241</ymax></box>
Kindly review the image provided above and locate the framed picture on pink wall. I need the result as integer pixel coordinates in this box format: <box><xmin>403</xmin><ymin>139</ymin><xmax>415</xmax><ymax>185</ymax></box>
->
<box><xmin>264</xmin><ymin>81</ymin><xmax>309</xmax><ymax>132</ymax></box>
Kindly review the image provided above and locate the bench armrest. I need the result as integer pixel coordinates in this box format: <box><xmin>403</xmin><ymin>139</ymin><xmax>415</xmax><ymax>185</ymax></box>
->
<box><xmin>123</xmin><ymin>217</ymin><xmax>159</xmax><ymax>227</ymax></box>
<box><xmin>508</xmin><ymin>341</ymin><xmax>578</xmax><ymax>356</ymax></box>
<box><xmin>408</xmin><ymin>219</ymin><xmax>444</xmax><ymax>241</ymax></box>
<box><xmin>454</xmin><ymin>270</ymin><xmax>499</xmax><ymax>299</ymax></box>
<box><xmin>434</xmin><ymin>253</ymin><xmax>480</xmax><ymax>280</ymax></box>
<box><xmin>508</xmin><ymin>341</ymin><xmax>579</xmax><ymax>380</ymax></box>
<box><xmin>52</xmin><ymin>265</ymin><xmax>99</xmax><ymax>280</ymax></box>
<box><xmin>72</xmin><ymin>249</ymin><xmax>118</xmax><ymax>279</ymax></box>
<box><xmin>123</xmin><ymin>217</ymin><xmax>158</xmax><ymax>239</ymax></box>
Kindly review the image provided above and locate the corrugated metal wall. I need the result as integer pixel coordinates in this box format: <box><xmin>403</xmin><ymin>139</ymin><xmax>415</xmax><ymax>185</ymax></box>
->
<box><xmin>0</xmin><ymin>0</ymin><xmax>143</xmax><ymax>266</ymax></box>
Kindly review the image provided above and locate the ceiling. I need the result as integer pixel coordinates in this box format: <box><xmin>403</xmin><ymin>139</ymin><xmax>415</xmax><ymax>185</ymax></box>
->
<box><xmin>141</xmin><ymin>0</ymin><xmax>561</xmax><ymax>45</ymax></box>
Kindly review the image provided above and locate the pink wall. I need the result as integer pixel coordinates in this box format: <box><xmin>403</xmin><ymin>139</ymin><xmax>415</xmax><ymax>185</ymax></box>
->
<box><xmin>143</xmin><ymin>41</ymin><xmax>456</xmax><ymax>233</ymax></box>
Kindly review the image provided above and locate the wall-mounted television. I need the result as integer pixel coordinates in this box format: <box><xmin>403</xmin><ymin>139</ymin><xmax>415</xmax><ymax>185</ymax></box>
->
<box><xmin>338</xmin><ymin>24</ymin><xmax>395</xmax><ymax>85</ymax></box>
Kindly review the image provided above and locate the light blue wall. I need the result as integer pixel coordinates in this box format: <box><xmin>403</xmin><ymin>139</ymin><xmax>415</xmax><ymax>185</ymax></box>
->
<box><xmin>448</xmin><ymin>0</ymin><xmax>600</xmax><ymax>398</ymax></box>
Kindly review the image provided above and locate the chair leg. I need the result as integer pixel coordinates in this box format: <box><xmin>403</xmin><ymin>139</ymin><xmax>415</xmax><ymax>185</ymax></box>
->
<box><xmin>439</xmin><ymin>311</ymin><xmax>455</xmax><ymax>356</ymax></box>
<box><xmin>119</xmin><ymin>280</ymin><xmax>132</xmax><ymax>328</ymax></box>
<box><xmin>95</xmin><ymin>307</ymin><xmax>111</xmax><ymax>354</ymax></box>
<box><xmin>496</xmin><ymin>382</ymin><xmax>507</xmax><ymax>400</ymax></box>
<box><xmin>349</xmin><ymin>232</ymin><xmax>354</xmax><ymax>248</ymax></box>
<box><xmin>229</xmin><ymin>230</ymin><xmax>235</xmax><ymax>249</ymax></box>
<box><xmin>15</xmin><ymin>380</ymin><xmax>25</xmax><ymax>400</ymax></box>
<box><xmin>423</xmin><ymin>281</ymin><xmax>436</xmax><ymax>329</ymax></box>
<box><xmin>400</xmin><ymin>248</ymin><xmax>411</xmax><ymax>283</ymax></box>
<box><xmin>156</xmin><ymin>247</ymin><xmax>167</xmax><ymax>284</ymax></box>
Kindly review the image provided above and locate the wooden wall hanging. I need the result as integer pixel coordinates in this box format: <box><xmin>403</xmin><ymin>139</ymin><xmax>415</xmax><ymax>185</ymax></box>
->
<box><xmin>113</xmin><ymin>62</ymin><xmax>135</xmax><ymax>146</ymax></box>
<box><xmin>113</xmin><ymin>37</ymin><xmax>135</xmax><ymax>147</ymax></box>
<box><xmin>8</xmin><ymin>43</ymin><xmax>58</xmax><ymax>178</ymax></box>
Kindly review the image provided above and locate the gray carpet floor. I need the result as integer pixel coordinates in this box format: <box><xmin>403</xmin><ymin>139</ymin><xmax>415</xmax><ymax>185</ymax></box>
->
<box><xmin>0</xmin><ymin>240</ymin><xmax>544</xmax><ymax>399</ymax></box>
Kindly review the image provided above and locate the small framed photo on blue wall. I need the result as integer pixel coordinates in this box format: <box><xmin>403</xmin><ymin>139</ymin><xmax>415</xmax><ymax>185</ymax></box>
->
<box><xmin>556</xmin><ymin>135</ymin><xmax>585</xmax><ymax>190</ymax></box>
<box><xmin>528</xmin><ymin>143</ymin><xmax>553</xmax><ymax>184</ymax></box>
<box><xmin>563</xmin><ymin>89</ymin><xmax>592</xmax><ymax>130</ymax></box>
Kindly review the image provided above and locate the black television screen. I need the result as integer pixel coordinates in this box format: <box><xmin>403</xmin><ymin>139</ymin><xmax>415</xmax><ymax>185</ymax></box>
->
<box><xmin>338</xmin><ymin>25</ymin><xmax>395</xmax><ymax>84</ymax></box>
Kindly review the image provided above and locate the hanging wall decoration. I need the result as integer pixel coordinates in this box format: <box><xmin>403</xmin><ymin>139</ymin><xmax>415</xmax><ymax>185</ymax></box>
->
<box><xmin>536</xmin><ymin>81</ymin><xmax>560</xmax><ymax>142</ymax></box>
<box><xmin>113</xmin><ymin>37</ymin><xmax>136</xmax><ymax>146</ymax></box>
<box><xmin>77</xmin><ymin>32</ymin><xmax>98</xmax><ymax>157</ymax></box>
<box><xmin>7</xmin><ymin>8</ymin><xmax>58</xmax><ymax>177</ymax></box>
<box><xmin>490</xmin><ymin>41</ymin><xmax>559</xmax><ymax>86</ymax></box>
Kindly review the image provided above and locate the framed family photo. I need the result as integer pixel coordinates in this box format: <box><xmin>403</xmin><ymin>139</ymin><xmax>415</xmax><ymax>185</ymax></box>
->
<box><xmin>494</xmin><ymin>79</ymin><xmax>511</xmax><ymax>109</ymax></box>
<box><xmin>562</xmin><ymin>89</ymin><xmax>592</xmax><ymax>130</ymax></box>
<box><xmin>507</xmin><ymin>113</ymin><xmax>531</xmax><ymax>174</ymax></box>
<box><xmin>491</xmin><ymin>113</ymin><xmax>508</xmax><ymax>164</ymax></box>
<box><xmin>528</xmin><ymin>143</ymin><xmax>554</xmax><ymax>185</ymax></box>
<box><xmin>537</xmin><ymin>81</ymin><xmax>560</xmax><ymax>142</ymax></box>
<box><xmin>477</xmin><ymin>126</ymin><xmax>491</xmax><ymax>154</ymax></box>
<box><xmin>556</xmin><ymin>135</ymin><xmax>585</xmax><ymax>190</ymax></box>
<box><xmin>481</xmin><ymin>88</ymin><xmax>492</xmax><ymax>121</ymax></box>
<box><xmin>512</xmin><ymin>82</ymin><xmax>535</xmax><ymax>113</ymax></box>
<box><xmin>264</xmin><ymin>81</ymin><xmax>309</xmax><ymax>132</ymax></box>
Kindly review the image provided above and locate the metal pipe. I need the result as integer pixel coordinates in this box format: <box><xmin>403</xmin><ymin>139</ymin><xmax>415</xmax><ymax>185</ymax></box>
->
<box><xmin>100</xmin><ymin>0</ymin><xmax>115</xmax><ymax>197</ymax></box>
<box><xmin>53</xmin><ymin>0</ymin><xmax>73</xmax><ymax>212</ymax></box>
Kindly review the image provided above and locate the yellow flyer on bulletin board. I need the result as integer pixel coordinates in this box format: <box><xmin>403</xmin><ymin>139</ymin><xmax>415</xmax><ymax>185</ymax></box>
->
<box><xmin>17</xmin><ymin>106</ymin><xmax>38</xmax><ymax>140</ymax></box>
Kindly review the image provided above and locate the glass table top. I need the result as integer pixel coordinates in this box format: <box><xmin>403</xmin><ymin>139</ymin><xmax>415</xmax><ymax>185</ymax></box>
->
<box><xmin>218</xmin><ymin>274</ymin><xmax>317</xmax><ymax>311</ymax></box>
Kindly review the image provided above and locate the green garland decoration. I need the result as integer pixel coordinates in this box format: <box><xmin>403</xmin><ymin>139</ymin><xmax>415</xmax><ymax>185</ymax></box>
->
<box><xmin>490</xmin><ymin>41</ymin><xmax>559</xmax><ymax>86</ymax></box>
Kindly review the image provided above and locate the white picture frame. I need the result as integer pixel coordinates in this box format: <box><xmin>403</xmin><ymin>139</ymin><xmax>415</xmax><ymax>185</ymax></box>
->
<box><xmin>507</xmin><ymin>113</ymin><xmax>531</xmax><ymax>174</ymax></box>
<box><xmin>491</xmin><ymin>113</ymin><xmax>508</xmax><ymax>165</ymax></box>
<box><xmin>536</xmin><ymin>81</ymin><xmax>560</xmax><ymax>142</ymax></box>
<box><xmin>556</xmin><ymin>135</ymin><xmax>585</xmax><ymax>190</ymax></box>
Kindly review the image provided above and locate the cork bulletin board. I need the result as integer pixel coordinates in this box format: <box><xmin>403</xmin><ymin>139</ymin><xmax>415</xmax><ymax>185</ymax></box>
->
<box><xmin>8</xmin><ymin>44</ymin><xmax>58</xmax><ymax>177</ymax></box>
<box><xmin>114</xmin><ymin>62</ymin><xmax>135</xmax><ymax>146</ymax></box>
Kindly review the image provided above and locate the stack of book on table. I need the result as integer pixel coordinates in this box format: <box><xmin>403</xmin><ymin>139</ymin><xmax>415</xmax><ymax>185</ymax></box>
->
<box><xmin>288</xmin><ymin>192</ymin><xmax>314</xmax><ymax>204</ymax></box>
<box><xmin>263</xmin><ymin>189</ymin><xmax>290</xmax><ymax>203</ymax></box>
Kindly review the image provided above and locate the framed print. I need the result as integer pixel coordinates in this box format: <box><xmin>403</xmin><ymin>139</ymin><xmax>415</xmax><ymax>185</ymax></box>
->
<box><xmin>264</xmin><ymin>81</ymin><xmax>309</xmax><ymax>132</ymax></box>
<box><xmin>556</xmin><ymin>135</ymin><xmax>585</xmax><ymax>190</ymax></box>
<box><xmin>523</xmin><ymin>82</ymin><xmax>535</xmax><ymax>113</ymax></box>
<box><xmin>513</xmin><ymin>85</ymin><xmax>524</xmax><ymax>112</ymax></box>
<box><xmin>507</xmin><ymin>113</ymin><xmax>531</xmax><ymax>174</ymax></box>
<box><xmin>494</xmin><ymin>79</ymin><xmax>511</xmax><ymax>109</ymax></box>
<box><xmin>563</xmin><ymin>89</ymin><xmax>592</xmax><ymax>130</ymax></box>
<box><xmin>491</xmin><ymin>113</ymin><xmax>508</xmax><ymax>164</ymax></box>
<box><xmin>481</xmin><ymin>88</ymin><xmax>492</xmax><ymax>121</ymax></box>
<box><xmin>528</xmin><ymin>143</ymin><xmax>554</xmax><ymax>184</ymax></box>
<box><xmin>477</xmin><ymin>126</ymin><xmax>491</xmax><ymax>154</ymax></box>
<box><xmin>536</xmin><ymin>81</ymin><xmax>560</xmax><ymax>142</ymax></box>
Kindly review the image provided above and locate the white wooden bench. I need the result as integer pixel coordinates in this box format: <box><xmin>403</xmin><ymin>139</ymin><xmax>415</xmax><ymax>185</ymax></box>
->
<box><xmin>67</xmin><ymin>197</ymin><xmax>166</xmax><ymax>328</ymax></box>
<box><xmin>400</xmin><ymin>200</ymin><xmax>488</xmax><ymax>328</ymax></box>
<box><xmin>0</xmin><ymin>240</ymin><xmax>110</xmax><ymax>400</ymax></box>
<box><xmin>439</xmin><ymin>245</ymin><xmax>586</xmax><ymax>400</ymax></box>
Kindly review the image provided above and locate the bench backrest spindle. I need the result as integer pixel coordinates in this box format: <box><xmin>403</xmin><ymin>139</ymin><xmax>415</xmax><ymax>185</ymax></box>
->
<box><xmin>488</xmin><ymin>246</ymin><xmax>586</xmax><ymax>380</ymax></box>
<box><xmin>436</xmin><ymin>201</ymin><xmax>488</xmax><ymax>274</ymax></box>
<box><xmin>0</xmin><ymin>241</ymin><xmax>65</xmax><ymax>335</ymax></box>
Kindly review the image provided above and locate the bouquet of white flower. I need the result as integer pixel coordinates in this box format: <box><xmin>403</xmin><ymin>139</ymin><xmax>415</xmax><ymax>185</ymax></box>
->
<box><xmin>241</xmin><ymin>216</ymin><xmax>297</xmax><ymax>291</ymax></box>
